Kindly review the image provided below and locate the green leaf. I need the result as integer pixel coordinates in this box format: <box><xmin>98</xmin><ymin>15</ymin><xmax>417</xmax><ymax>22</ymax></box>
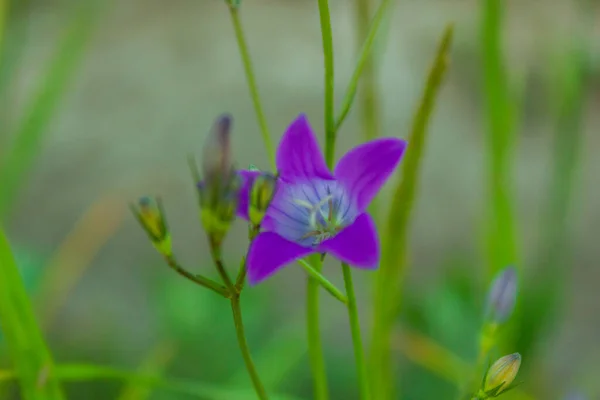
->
<box><xmin>480</xmin><ymin>0</ymin><xmax>518</xmax><ymax>278</ymax></box>
<box><xmin>0</xmin><ymin>227</ymin><xmax>65</xmax><ymax>399</ymax></box>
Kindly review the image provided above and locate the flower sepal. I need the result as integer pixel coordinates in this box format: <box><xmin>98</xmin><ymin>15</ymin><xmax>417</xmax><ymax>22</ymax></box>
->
<box><xmin>131</xmin><ymin>196</ymin><xmax>172</xmax><ymax>257</ymax></box>
<box><xmin>248</xmin><ymin>172</ymin><xmax>277</xmax><ymax>226</ymax></box>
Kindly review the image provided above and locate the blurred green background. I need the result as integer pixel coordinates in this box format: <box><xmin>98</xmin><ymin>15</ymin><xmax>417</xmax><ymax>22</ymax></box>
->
<box><xmin>1</xmin><ymin>0</ymin><xmax>599</xmax><ymax>399</ymax></box>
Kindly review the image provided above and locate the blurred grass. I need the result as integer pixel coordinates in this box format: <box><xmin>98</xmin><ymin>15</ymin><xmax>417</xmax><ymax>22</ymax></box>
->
<box><xmin>513</xmin><ymin>33</ymin><xmax>589</xmax><ymax>372</ymax></box>
<box><xmin>370</xmin><ymin>24</ymin><xmax>454</xmax><ymax>400</ymax></box>
<box><xmin>0</xmin><ymin>364</ymin><xmax>303</xmax><ymax>400</ymax></box>
<box><xmin>0</xmin><ymin>228</ymin><xmax>65</xmax><ymax>399</ymax></box>
<box><xmin>35</xmin><ymin>195</ymin><xmax>125</xmax><ymax>328</ymax></box>
<box><xmin>0</xmin><ymin>2</ymin><xmax>100</xmax><ymax>218</ymax></box>
<box><xmin>0</xmin><ymin>0</ymin><xmax>594</xmax><ymax>398</ymax></box>
<box><xmin>116</xmin><ymin>341</ymin><xmax>178</xmax><ymax>400</ymax></box>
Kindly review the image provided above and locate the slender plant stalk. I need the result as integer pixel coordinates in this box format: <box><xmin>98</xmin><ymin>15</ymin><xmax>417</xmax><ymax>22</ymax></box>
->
<box><xmin>306</xmin><ymin>255</ymin><xmax>329</xmax><ymax>400</ymax></box>
<box><xmin>298</xmin><ymin>259</ymin><xmax>348</xmax><ymax>304</ymax></box>
<box><xmin>208</xmin><ymin>238</ymin><xmax>269</xmax><ymax>399</ymax></box>
<box><xmin>209</xmin><ymin>239</ymin><xmax>235</xmax><ymax>292</ymax></box>
<box><xmin>230</xmin><ymin>294</ymin><xmax>269</xmax><ymax>400</ymax></box>
<box><xmin>228</xmin><ymin>4</ymin><xmax>275</xmax><ymax>169</ymax></box>
<box><xmin>304</xmin><ymin>1</ymin><xmax>336</xmax><ymax>399</ymax></box>
<box><xmin>370</xmin><ymin>25</ymin><xmax>454</xmax><ymax>399</ymax></box>
<box><xmin>318</xmin><ymin>0</ymin><xmax>336</xmax><ymax>166</ymax></box>
<box><xmin>342</xmin><ymin>263</ymin><xmax>370</xmax><ymax>400</ymax></box>
<box><xmin>163</xmin><ymin>254</ymin><xmax>229</xmax><ymax>297</ymax></box>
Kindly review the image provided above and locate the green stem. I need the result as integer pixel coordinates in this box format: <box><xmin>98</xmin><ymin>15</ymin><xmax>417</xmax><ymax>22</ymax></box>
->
<box><xmin>317</xmin><ymin>0</ymin><xmax>336</xmax><ymax>168</ymax></box>
<box><xmin>298</xmin><ymin>259</ymin><xmax>348</xmax><ymax>304</ymax></box>
<box><xmin>209</xmin><ymin>237</ymin><xmax>235</xmax><ymax>293</ymax></box>
<box><xmin>342</xmin><ymin>263</ymin><xmax>370</xmax><ymax>400</ymax></box>
<box><xmin>164</xmin><ymin>255</ymin><xmax>229</xmax><ymax>298</ymax></box>
<box><xmin>306</xmin><ymin>1</ymin><xmax>335</xmax><ymax>398</ymax></box>
<box><xmin>307</xmin><ymin>256</ymin><xmax>329</xmax><ymax>400</ymax></box>
<box><xmin>230</xmin><ymin>294</ymin><xmax>269</xmax><ymax>400</ymax></box>
<box><xmin>228</xmin><ymin>5</ymin><xmax>275</xmax><ymax>169</ymax></box>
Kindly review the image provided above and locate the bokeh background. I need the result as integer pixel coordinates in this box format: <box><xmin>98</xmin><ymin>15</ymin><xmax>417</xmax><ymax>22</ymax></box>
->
<box><xmin>1</xmin><ymin>0</ymin><xmax>599</xmax><ymax>399</ymax></box>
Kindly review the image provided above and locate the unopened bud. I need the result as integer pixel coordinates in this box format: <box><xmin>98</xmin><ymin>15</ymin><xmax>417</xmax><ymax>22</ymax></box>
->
<box><xmin>196</xmin><ymin>114</ymin><xmax>242</xmax><ymax>244</ymax></box>
<box><xmin>486</xmin><ymin>267</ymin><xmax>517</xmax><ymax>324</ymax></box>
<box><xmin>131</xmin><ymin>197</ymin><xmax>172</xmax><ymax>256</ymax></box>
<box><xmin>249</xmin><ymin>173</ymin><xmax>277</xmax><ymax>226</ymax></box>
<box><xmin>483</xmin><ymin>353</ymin><xmax>521</xmax><ymax>397</ymax></box>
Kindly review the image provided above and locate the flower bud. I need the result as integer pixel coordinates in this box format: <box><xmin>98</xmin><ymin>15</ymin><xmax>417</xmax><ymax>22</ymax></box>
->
<box><xmin>196</xmin><ymin>114</ymin><xmax>242</xmax><ymax>244</ymax></box>
<box><xmin>486</xmin><ymin>266</ymin><xmax>517</xmax><ymax>324</ymax></box>
<box><xmin>248</xmin><ymin>173</ymin><xmax>277</xmax><ymax>226</ymax></box>
<box><xmin>483</xmin><ymin>353</ymin><xmax>521</xmax><ymax>396</ymax></box>
<box><xmin>131</xmin><ymin>196</ymin><xmax>172</xmax><ymax>256</ymax></box>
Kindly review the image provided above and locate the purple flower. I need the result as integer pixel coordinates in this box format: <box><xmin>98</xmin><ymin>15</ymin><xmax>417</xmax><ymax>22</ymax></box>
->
<box><xmin>236</xmin><ymin>114</ymin><xmax>407</xmax><ymax>285</ymax></box>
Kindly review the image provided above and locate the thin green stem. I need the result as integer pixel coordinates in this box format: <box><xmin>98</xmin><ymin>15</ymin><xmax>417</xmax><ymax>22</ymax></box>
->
<box><xmin>208</xmin><ymin>237</ymin><xmax>235</xmax><ymax>293</ymax></box>
<box><xmin>297</xmin><ymin>259</ymin><xmax>348</xmax><ymax>304</ymax></box>
<box><xmin>342</xmin><ymin>263</ymin><xmax>370</xmax><ymax>400</ymax></box>
<box><xmin>306</xmin><ymin>2</ymin><xmax>335</xmax><ymax>398</ymax></box>
<box><xmin>230</xmin><ymin>294</ymin><xmax>269</xmax><ymax>400</ymax></box>
<box><xmin>317</xmin><ymin>0</ymin><xmax>336</xmax><ymax>168</ymax></box>
<box><xmin>164</xmin><ymin>255</ymin><xmax>229</xmax><ymax>298</ymax></box>
<box><xmin>306</xmin><ymin>256</ymin><xmax>329</xmax><ymax>400</ymax></box>
<box><xmin>228</xmin><ymin>5</ymin><xmax>275</xmax><ymax>169</ymax></box>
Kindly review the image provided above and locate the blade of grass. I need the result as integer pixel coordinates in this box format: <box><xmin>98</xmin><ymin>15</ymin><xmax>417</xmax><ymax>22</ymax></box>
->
<box><xmin>369</xmin><ymin>25</ymin><xmax>454</xmax><ymax>400</ymax></box>
<box><xmin>35</xmin><ymin>195</ymin><xmax>125</xmax><ymax>328</ymax></box>
<box><xmin>116</xmin><ymin>341</ymin><xmax>178</xmax><ymax>400</ymax></box>
<box><xmin>480</xmin><ymin>0</ymin><xmax>518</xmax><ymax>278</ymax></box>
<box><xmin>335</xmin><ymin>0</ymin><xmax>394</xmax><ymax>133</ymax></box>
<box><xmin>0</xmin><ymin>227</ymin><xmax>65</xmax><ymax>399</ymax></box>
<box><xmin>0</xmin><ymin>3</ymin><xmax>101</xmax><ymax>218</ymax></box>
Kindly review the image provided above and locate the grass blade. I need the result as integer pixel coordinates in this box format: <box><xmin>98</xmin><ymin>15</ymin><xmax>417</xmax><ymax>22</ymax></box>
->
<box><xmin>369</xmin><ymin>24</ymin><xmax>454</xmax><ymax>400</ymax></box>
<box><xmin>480</xmin><ymin>0</ymin><xmax>518</xmax><ymax>277</ymax></box>
<box><xmin>0</xmin><ymin>227</ymin><xmax>65</xmax><ymax>399</ymax></box>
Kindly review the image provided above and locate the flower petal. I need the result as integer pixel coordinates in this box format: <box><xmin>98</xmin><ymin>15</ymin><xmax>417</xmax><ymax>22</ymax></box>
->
<box><xmin>334</xmin><ymin>138</ymin><xmax>407</xmax><ymax>212</ymax></box>
<box><xmin>276</xmin><ymin>114</ymin><xmax>333</xmax><ymax>181</ymax></box>
<box><xmin>247</xmin><ymin>232</ymin><xmax>314</xmax><ymax>285</ymax></box>
<box><xmin>318</xmin><ymin>213</ymin><xmax>379</xmax><ymax>268</ymax></box>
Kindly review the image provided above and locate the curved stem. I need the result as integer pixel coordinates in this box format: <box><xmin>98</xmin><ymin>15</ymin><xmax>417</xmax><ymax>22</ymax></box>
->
<box><xmin>230</xmin><ymin>294</ymin><xmax>269</xmax><ymax>400</ymax></box>
<box><xmin>298</xmin><ymin>259</ymin><xmax>347</xmax><ymax>304</ymax></box>
<box><xmin>306</xmin><ymin>257</ymin><xmax>329</xmax><ymax>400</ymax></box>
<box><xmin>342</xmin><ymin>263</ymin><xmax>370</xmax><ymax>399</ymax></box>
<box><xmin>164</xmin><ymin>255</ymin><xmax>229</xmax><ymax>297</ymax></box>
<box><xmin>228</xmin><ymin>5</ymin><xmax>275</xmax><ymax>169</ymax></box>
